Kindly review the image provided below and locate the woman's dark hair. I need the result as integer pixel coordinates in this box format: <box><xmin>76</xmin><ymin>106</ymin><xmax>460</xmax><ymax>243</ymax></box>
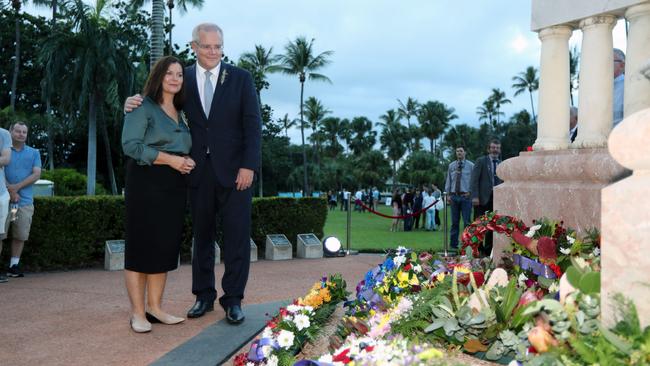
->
<box><xmin>143</xmin><ymin>56</ymin><xmax>185</xmax><ymax>110</ymax></box>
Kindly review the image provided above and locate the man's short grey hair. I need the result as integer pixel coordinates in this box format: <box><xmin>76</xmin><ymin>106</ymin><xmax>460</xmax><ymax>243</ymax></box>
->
<box><xmin>192</xmin><ymin>23</ymin><xmax>223</xmax><ymax>43</ymax></box>
<box><xmin>614</xmin><ymin>48</ymin><xmax>625</xmax><ymax>62</ymax></box>
<box><xmin>570</xmin><ymin>106</ymin><xmax>578</xmax><ymax>118</ymax></box>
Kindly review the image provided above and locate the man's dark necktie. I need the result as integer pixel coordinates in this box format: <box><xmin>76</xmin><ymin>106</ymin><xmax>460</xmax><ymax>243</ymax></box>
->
<box><xmin>454</xmin><ymin>161</ymin><xmax>463</xmax><ymax>194</ymax></box>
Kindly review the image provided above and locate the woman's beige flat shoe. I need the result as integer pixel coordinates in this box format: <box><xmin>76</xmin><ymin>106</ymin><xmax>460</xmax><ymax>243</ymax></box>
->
<box><xmin>146</xmin><ymin>311</ymin><xmax>185</xmax><ymax>325</ymax></box>
<box><xmin>130</xmin><ymin>316</ymin><xmax>152</xmax><ymax>333</ymax></box>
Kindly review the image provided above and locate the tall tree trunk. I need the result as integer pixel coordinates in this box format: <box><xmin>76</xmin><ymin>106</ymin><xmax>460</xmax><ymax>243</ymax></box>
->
<box><xmin>430</xmin><ymin>138</ymin><xmax>434</xmax><ymax>154</ymax></box>
<box><xmin>150</xmin><ymin>0</ymin><xmax>165</xmax><ymax>68</ymax></box>
<box><xmin>529</xmin><ymin>90</ymin><xmax>536</xmax><ymax>123</ymax></box>
<box><xmin>299</xmin><ymin>80</ymin><xmax>309</xmax><ymax>196</ymax></box>
<box><xmin>10</xmin><ymin>12</ymin><xmax>20</xmax><ymax>112</ymax></box>
<box><xmin>87</xmin><ymin>91</ymin><xmax>98</xmax><ymax>195</ymax></box>
<box><xmin>99</xmin><ymin>107</ymin><xmax>118</xmax><ymax>195</ymax></box>
<box><xmin>46</xmin><ymin>100</ymin><xmax>55</xmax><ymax>170</ymax></box>
<box><xmin>167</xmin><ymin>0</ymin><xmax>173</xmax><ymax>54</ymax></box>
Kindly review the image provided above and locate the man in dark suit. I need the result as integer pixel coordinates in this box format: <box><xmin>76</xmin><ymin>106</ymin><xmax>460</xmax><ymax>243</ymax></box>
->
<box><xmin>470</xmin><ymin>139</ymin><xmax>503</xmax><ymax>257</ymax></box>
<box><xmin>125</xmin><ymin>23</ymin><xmax>261</xmax><ymax>324</ymax></box>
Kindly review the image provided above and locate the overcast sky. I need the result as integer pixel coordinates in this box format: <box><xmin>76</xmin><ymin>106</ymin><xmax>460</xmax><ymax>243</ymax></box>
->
<box><xmin>28</xmin><ymin>1</ymin><xmax>627</xmax><ymax>143</ymax></box>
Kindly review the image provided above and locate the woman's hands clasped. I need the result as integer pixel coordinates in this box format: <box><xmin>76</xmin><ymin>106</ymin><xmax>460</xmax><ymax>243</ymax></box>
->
<box><xmin>172</xmin><ymin>155</ymin><xmax>196</xmax><ymax>174</ymax></box>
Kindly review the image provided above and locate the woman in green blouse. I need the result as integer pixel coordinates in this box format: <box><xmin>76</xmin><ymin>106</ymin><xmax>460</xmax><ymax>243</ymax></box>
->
<box><xmin>121</xmin><ymin>56</ymin><xmax>194</xmax><ymax>333</ymax></box>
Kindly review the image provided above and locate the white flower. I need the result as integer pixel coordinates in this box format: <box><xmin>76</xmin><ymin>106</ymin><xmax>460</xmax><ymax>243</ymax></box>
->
<box><xmin>412</xmin><ymin>264</ymin><xmax>422</xmax><ymax>273</ymax></box>
<box><xmin>566</xmin><ymin>235</ymin><xmax>576</xmax><ymax>244</ymax></box>
<box><xmin>276</xmin><ymin>329</ymin><xmax>295</xmax><ymax>349</ymax></box>
<box><xmin>266</xmin><ymin>355</ymin><xmax>279</xmax><ymax>366</ymax></box>
<box><xmin>318</xmin><ymin>354</ymin><xmax>334</xmax><ymax>363</ymax></box>
<box><xmin>286</xmin><ymin>304</ymin><xmax>302</xmax><ymax>314</ymax></box>
<box><xmin>393</xmin><ymin>255</ymin><xmax>406</xmax><ymax>266</ymax></box>
<box><xmin>261</xmin><ymin>327</ymin><xmax>273</xmax><ymax>339</ymax></box>
<box><xmin>559</xmin><ymin>247</ymin><xmax>571</xmax><ymax>255</ymax></box>
<box><xmin>549</xmin><ymin>282</ymin><xmax>560</xmax><ymax>293</ymax></box>
<box><xmin>246</xmin><ymin>362</ymin><xmax>255</xmax><ymax>366</ymax></box>
<box><xmin>518</xmin><ymin>273</ymin><xmax>528</xmax><ymax>287</ymax></box>
<box><xmin>303</xmin><ymin>305</ymin><xmax>314</xmax><ymax>313</ymax></box>
<box><xmin>283</xmin><ymin>315</ymin><xmax>293</xmax><ymax>323</ymax></box>
<box><xmin>260</xmin><ymin>345</ymin><xmax>272</xmax><ymax>358</ymax></box>
<box><xmin>593</xmin><ymin>247</ymin><xmax>601</xmax><ymax>257</ymax></box>
<box><xmin>525</xmin><ymin>224</ymin><xmax>542</xmax><ymax>238</ymax></box>
<box><xmin>396</xmin><ymin>246</ymin><xmax>408</xmax><ymax>254</ymax></box>
<box><xmin>293</xmin><ymin>314</ymin><xmax>311</xmax><ymax>331</ymax></box>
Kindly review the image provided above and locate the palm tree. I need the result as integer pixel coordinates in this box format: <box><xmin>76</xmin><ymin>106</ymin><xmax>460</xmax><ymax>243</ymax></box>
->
<box><xmin>40</xmin><ymin>0</ymin><xmax>134</xmax><ymax>195</ymax></box>
<box><xmin>130</xmin><ymin>0</ymin><xmax>203</xmax><ymax>67</ymax></box>
<box><xmin>511</xmin><ymin>66</ymin><xmax>539</xmax><ymax>121</ymax></box>
<box><xmin>165</xmin><ymin>0</ymin><xmax>203</xmax><ymax>53</ymax></box>
<box><xmin>238</xmin><ymin>44</ymin><xmax>281</xmax><ymax>104</ymax></box>
<box><xmin>319</xmin><ymin>116</ymin><xmax>348</xmax><ymax>158</ymax></box>
<box><xmin>9</xmin><ymin>0</ymin><xmax>51</xmax><ymax>112</ymax></box>
<box><xmin>418</xmin><ymin>101</ymin><xmax>456</xmax><ymax>155</ymax></box>
<box><xmin>346</xmin><ymin>116</ymin><xmax>376</xmax><ymax>156</ymax></box>
<box><xmin>278</xmin><ymin>113</ymin><xmax>297</xmax><ymax>139</ymax></box>
<box><xmin>378</xmin><ymin>111</ymin><xmax>408</xmax><ymax>186</ymax></box>
<box><xmin>489</xmin><ymin>88</ymin><xmax>511</xmax><ymax>125</ymax></box>
<box><xmin>397</xmin><ymin>97</ymin><xmax>420</xmax><ymax>151</ymax></box>
<box><xmin>477</xmin><ymin>98</ymin><xmax>498</xmax><ymax>127</ymax></box>
<box><xmin>277</xmin><ymin>36</ymin><xmax>333</xmax><ymax>195</ymax></box>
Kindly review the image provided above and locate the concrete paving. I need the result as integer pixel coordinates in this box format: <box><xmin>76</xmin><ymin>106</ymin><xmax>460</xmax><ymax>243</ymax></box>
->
<box><xmin>0</xmin><ymin>254</ymin><xmax>382</xmax><ymax>366</ymax></box>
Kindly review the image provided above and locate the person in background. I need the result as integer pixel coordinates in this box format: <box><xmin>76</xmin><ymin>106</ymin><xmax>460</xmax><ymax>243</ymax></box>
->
<box><xmin>0</xmin><ymin>125</ymin><xmax>14</xmax><ymax>283</ymax></box>
<box><xmin>444</xmin><ymin>146</ymin><xmax>474</xmax><ymax>250</ymax></box>
<box><xmin>1</xmin><ymin>122</ymin><xmax>40</xmax><ymax>281</ymax></box>
<box><xmin>413</xmin><ymin>187</ymin><xmax>423</xmax><ymax>230</ymax></box>
<box><xmin>390</xmin><ymin>189</ymin><xmax>403</xmax><ymax>232</ymax></box>
<box><xmin>613</xmin><ymin>48</ymin><xmax>625</xmax><ymax>127</ymax></box>
<box><xmin>569</xmin><ymin>107</ymin><xmax>578</xmax><ymax>143</ymax></box>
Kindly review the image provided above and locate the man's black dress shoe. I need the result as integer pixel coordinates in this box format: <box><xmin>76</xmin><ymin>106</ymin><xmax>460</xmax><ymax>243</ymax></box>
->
<box><xmin>187</xmin><ymin>300</ymin><xmax>214</xmax><ymax>318</ymax></box>
<box><xmin>225</xmin><ymin>305</ymin><xmax>245</xmax><ymax>324</ymax></box>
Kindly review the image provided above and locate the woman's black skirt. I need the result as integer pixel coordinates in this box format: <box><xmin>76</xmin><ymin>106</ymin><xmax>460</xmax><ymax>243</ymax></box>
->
<box><xmin>124</xmin><ymin>159</ymin><xmax>187</xmax><ymax>273</ymax></box>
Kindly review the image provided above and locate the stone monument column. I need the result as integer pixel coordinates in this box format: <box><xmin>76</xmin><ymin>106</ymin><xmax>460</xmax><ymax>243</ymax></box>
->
<box><xmin>624</xmin><ymin>3</ymin><xmax>650</xmax><ymax>116</ymax></box>
<box><xmin>574</xmin><ymin>15</ymin><xmax>617</xmax><ymax>148</ymax></box>
<box><xmin>602</xmin><ymin>107</ymin><xmax>650</xmax><ymax>328</ymax></box>
<box><xmin>533</xmin><ymin>25</ymin><xmax>572</xmax><ymax>151</ymax></box>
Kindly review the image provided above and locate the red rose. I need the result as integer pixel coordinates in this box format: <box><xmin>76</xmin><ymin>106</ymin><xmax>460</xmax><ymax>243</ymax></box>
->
<box><xmin>333</xmin><ymin>348</ymin><xmax>352</xmax><ymax>363</ymax></box>
<box><xmin>548</xmin><ymin>263</ymin><xmax>562</xmax><ymax>278</ymax></box>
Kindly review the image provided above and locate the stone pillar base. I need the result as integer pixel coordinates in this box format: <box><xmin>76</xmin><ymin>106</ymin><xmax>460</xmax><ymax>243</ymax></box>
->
<box><xmin>492</xmin><ymin>148</ymin><xmax>626</xmax><ymax>264</ymax></box>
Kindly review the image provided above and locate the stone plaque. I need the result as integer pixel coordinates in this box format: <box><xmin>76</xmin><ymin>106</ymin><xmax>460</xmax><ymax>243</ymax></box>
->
<box><xmin>191</xmin><ymin>238</ymin><xmax>221</xmax><ymax>265</ymax></box>
<box><xmin>296</xmin><ymin>233</ymin><xmax>323</xmax><ymax>259</ymax></box>
<box><xmin>104</xmin><ymin>240</ymin><xmax>125</xmax><ymax>271</ymax></box>
<box><xmin>265</xmin><ymin>234</ymin><xmax>292</xmax><ymax>260</ymax></box>
<box><xmin>250</xmin><ymin>238</ymin><xmax>258</xmax><ymax>262</ymax></box>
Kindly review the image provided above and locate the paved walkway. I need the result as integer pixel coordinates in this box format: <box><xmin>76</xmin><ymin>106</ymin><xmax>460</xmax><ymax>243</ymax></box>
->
<box><xmin>0</xmin><ymin>255</ymin><xmax>382</xmax><ymax>366</ymax></box>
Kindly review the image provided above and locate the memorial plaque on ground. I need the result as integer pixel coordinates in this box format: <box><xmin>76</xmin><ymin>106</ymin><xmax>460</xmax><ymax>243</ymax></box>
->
<box><xmin>105</xmin><ymin>240</ymin><xmax>125</xmax><ymax>271</ymax></box>
<box><xmin>296</xmin><ymin>233</ymin><xmax>323</xmax><ymax>259</ymax></box>
<box><xmin>250</xmin><ymin>238</ymin><xmax>258</xmax><ymax>262</ymax></box>
<box><xmin>265</xmin><ymin>234</ymin><xmax>292</xmax><ymax>260</ymax></box>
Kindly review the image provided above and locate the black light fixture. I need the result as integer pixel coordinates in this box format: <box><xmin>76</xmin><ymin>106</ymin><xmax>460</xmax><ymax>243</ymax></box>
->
<box><xmin>323</xmin><ymin>236</ymin><xmax>345</xmax><ymax>257</ymax></box>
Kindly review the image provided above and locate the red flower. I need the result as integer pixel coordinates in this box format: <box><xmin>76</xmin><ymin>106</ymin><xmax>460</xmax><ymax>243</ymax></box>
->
<box><xmin>537</xmin><ymin>236</ymin><xmax>557</xmax><ymax>262</ymax></box>
<box><xmin>279</xmin><ymin>307</ymin><xmax>288</xmax><ymax>317</ymax></box>
<box><xmin>402</xmin><ymin>263</ymin><xmax>412</xmax><ymax>271</ymax></box>
<box><xmin>233</xmin><ymin>353</ymin><xmax>249</xmax><ymax>366</ymax></box>
<box><xmin>418</xmin><ymin>252</ymin><xmax>433</xmax><ymax>263</ymax></box>
<box><xmin>333</xmin><ymin>348</ymin><xmax>352</xmax><ymax>363</ymax></box>
<box><xmin>548</xmin><ymin>263</ymin><xmax>562</xmax><ymax>278</ymax></box>
<box><xmin>365</xmin><ymin>345</ymin><xmax>374</xmax><ymax>352</ymax></box>
<box><xmin>526</xmin><ymin>146</ymin><xmax>534</xmax><ymax>151</ymax></box>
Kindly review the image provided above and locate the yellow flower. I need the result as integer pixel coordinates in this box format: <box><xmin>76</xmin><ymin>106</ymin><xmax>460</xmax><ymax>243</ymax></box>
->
<box><xmin>417</xmin><ymin>348</ymin><xmax>443</xmax><ymax>359</ymax></box>
<box><xmin>397</xmin><ymin>270</ymin><xmax>420</xmax><ymax>286</ymax></box>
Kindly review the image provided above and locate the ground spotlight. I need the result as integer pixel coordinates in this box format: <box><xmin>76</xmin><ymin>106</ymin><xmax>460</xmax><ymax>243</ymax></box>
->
<box><xmin>323</xmin><ymin>236</ymin><xmax>345</xmax><ymax>257</ymax></box>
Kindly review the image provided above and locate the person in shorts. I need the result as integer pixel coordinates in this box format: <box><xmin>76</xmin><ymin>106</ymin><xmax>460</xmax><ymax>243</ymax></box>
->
<box><xmin>0</xmin><ymin>126</ymin><xmax>12</xmax><ymax>283</ymax></box>
<box><xmin>1</xmin><ymin>122</ymin><xmax>42</xmax><ymax>279</ymax></box>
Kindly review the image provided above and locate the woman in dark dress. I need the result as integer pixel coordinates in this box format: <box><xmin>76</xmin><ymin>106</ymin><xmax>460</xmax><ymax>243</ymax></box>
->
<box><xmin>121</xmin><ymin>56</ymin><xmax>195</xmax><ymax>333</ymax></box>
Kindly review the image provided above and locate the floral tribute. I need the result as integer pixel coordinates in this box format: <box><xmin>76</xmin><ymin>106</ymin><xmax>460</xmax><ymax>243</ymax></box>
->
<box><xmin>233</xmin><ymin>274</ymin><xmax>348</xmax><ymax>366</ymax></box>
<box><xmin>460</xmin><ymin>212</ymin><xmax>527</xmax><ymax>257</ymax></box>
<box><xmin>296</xmin><ymin>215</ymin><xmax>647</xmax><ymax>365</ymax></box>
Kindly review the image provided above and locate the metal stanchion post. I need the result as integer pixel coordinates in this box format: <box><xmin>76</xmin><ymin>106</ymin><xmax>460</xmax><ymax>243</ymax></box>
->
<box><xmin>437</xmin><ymin>191</ymin><xmax>455</xmax><ymax>258</ymax></box>
<box><xmin>346</xmin><ymin>197</ymin><xmax>358</xmax><ymax>255</ymax></box>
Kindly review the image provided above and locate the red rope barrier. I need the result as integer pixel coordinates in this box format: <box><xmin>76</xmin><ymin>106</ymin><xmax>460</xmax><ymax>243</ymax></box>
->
<box><xmin>353</xmin><ymin>198</ymin><xmax>440</xmax><ymax>219</ymax></box>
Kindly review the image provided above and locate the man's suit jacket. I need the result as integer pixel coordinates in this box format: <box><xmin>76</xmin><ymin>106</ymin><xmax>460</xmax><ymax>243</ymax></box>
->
<box><xmin>183</xmin><ymin>62</ymin><xmax>261</xmax><ymax>188</ymax></box>
<box><xmin>470</xmin><ymin>155</ymin><xmax>502</xmax><ymax>206</ymax></box>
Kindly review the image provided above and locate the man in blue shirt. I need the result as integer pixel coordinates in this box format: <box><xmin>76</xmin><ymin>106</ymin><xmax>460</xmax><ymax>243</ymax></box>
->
<box><xmin>1</xmin><ymin>122</ymin><xmax>42</xmax><ymax>278</ymax></box>
<box><xmin>444</xmin><ymin>146</ymin><xmax>474</xmax><ymax>250</ymax></box>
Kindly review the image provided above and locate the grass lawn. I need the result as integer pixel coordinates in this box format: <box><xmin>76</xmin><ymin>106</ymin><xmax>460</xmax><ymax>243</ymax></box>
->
<box><xmin>323</xmin><ymin>204</ymin><xmax>461</xmax><ymax>252</ymax></box>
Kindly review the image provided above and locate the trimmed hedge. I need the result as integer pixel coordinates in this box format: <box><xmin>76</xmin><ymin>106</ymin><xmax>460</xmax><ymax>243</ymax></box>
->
<box><xmin>11</xmin><ymin>196</ymin><xmax>327</xmax><ymax>271</ymax></box>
